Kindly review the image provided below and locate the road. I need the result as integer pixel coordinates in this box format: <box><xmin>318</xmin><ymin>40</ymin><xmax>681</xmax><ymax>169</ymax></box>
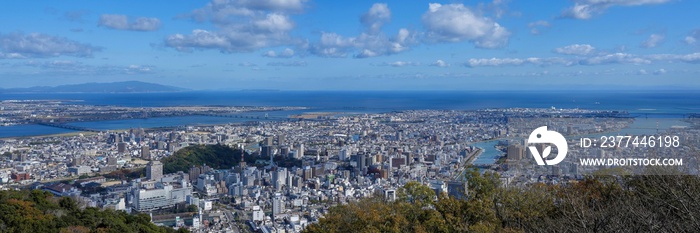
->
<box><xmin>223</xmin><ymin>210</ymin><xmax>241</xmax><ymax>233</ymax></box>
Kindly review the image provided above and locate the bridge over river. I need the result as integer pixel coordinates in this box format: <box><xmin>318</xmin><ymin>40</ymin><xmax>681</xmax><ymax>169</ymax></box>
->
<box><xmin>34</xmin><ymin>122</ymin><xmax>100</xmax><ymax>132</ymax></box>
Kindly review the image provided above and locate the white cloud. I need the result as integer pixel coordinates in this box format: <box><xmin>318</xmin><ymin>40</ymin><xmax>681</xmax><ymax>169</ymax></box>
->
<box><xmin>130</xmin><ymin>18</ymin><xmax>162</xmax><ymax>31</ymax></box>
<box><xmin>479</xmin><ymin>0</ymin><xmax>510</xmax><ymax>18</ymax></box>
<box><xmin>166</xmin><ymin>30</ymin><xmax>230</xmax><ymax>52</ymax></box>
<box><xmin>63</xmin><ymin>10</ymin><xmax>89</xmax><ymax>23</ymax></box>
<box><xmin>561</xmin><ymin>3</ymin><xmax>596</xmax><ymax>19</ymax></box>
<box><xmin>467</xmin><ymin>58</ymin><xmax>523</xmax><ymax>67</ymax></box>
<box><xmin>267</xmin><ymin>61</ymin><xmax>307</xmax><ymax>66</ymax></box>
<box><xmin>167</xmin><ymin>0</ymin><xmax>304</xmax><ymax>53</ymax></box>
<box><xmin>637</xmin><ymin>69</ymin><xmax>648</xmax><ymax>75</ymax></box>
<box><xmin>166</xmin><ymin>13</ymin><xmax>296</xmax><ymax>53</ymax></box>
<box><xmin>24</xmin><ymin>60</ymin><xmax>78</xmax><ymax>69</ymax></box>
<box><xmin>253</xmin><ymin>13</ymin><xmax>294</xmax><ymax>32</ymax></box>
<box><xmin>422</xmin><ymin>3</ymin><xmax>510</xmax><ymax>48</ymax></box>
<box><xmin>353</xmin><ymin>29</ymin><xmax>417</xmax><ymax>58</ymax></box>
<box><xmin>465</xmin><ymin>52</ymin><xmax>700</xmax><ymax>68</ymax></box>
<box><xmin>387</xmin><ymin>61</ymin><xmax>420</xmax><ymax>67</ymax></box>
<box><xmin>641</xmin><ymin>33</ymin><xmax>665</xmax><ymax>48</ymax></box>
<box><xmin>561</xmin><ymin>0</ymin><xmax>670</xmax><ymax>19</ymax></box>
<box><xmin>98</xmin><ymin>14</ymin><xmax>161</xmax><ymax>31</ymax></box>
<box><xmin>0</xmin><ymin>32</ymin><xmax>100</xmax><ymax>58</ymax></box>
<box><xmin>309</xmin><ymin>4</ymin><xmax>417</xmax><ymax>58</ymax></box>
<box><xmin>185</xmin><ymin>0</ymin><xmax>306</xmax><ymax>23</ymax></box>
<box><xmin>554</xmin><ymin>44</ymin><xmax>596</xmax><ymax>55</ymax></box>
<box><xmin>647</xmin><ymin>53</ymin><xmax>700</xmax><ymax>63</ymax></box>
<box><xmin>361</xmin><ymin>3</ymin><xmax>391</xmax><ymax>34</ymax></box>
<box><xmin>579</xmin><ymin>53</ymin><xmax>651</xmax><ymax>65</ymax></box>
<box><xmin>263</xmin><ymin>50</ymin><xmax>276</xmax><ymax>57</ymax></box>
<box><xmin>466</xmin><ymin>57</ymin><xmax>565</xmax><ymax>67</ymax></box>
<box><xmin>0</xmin><ymin>53</ymin><xmax>26</xmax><ymax>59</ymax></box>
<box><xmin>126</xmin><ymin>65</ymin><xmax>154</xmax><ymax>74</ymax></box>
<box><xmin>653</xmin><ymin>68</ymin><xmax>667</xmax><ymax>75</ymax></box>
<box><xmin>234</xmin><ymin>0</ymin><xmax>306</xmax><ymax>12</ymax></box>
<box><xmin>684</xmin><ymin>29</ymin><xmax>700</xmax><ymax>45</ymax></box>
<box><xmin>308</xmin><ymin>32</ymin><xmax>356</xmax><ymax>57</ymax></box>
<box><xmin>263</xmin><ymin>48</ymin><xmax>295</xmax><ymax>58</ymax></box>
<box><xmin>21</xmin><ymin>60</ymin><xmax>154</xmax><ymax>75</ymax></box>
<box><xmin>528</xmin><ymin>20</ymin><xmax>550</xmax><ymax>35</ymax></box>
<box><xmin>380</xmin><ymin>61</ymin><xmax>420</xmax><ymax>67</ymax></box>
<box><xmin>431</xmin><ymin>60</ymin><xmax>449</xmax><ymax>67</ymax></box>
<box><xmin>238</xmin><ymin>62</ymin><xmax>258</xmax><ymax>67</ymax></box>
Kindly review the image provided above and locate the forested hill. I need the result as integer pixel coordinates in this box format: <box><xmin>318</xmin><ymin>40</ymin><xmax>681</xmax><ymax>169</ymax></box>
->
<box><xmin>162</xmin><ymin>144</ymin><xmax>254</xmax><ymax>174</ymax></box>
<box><xmin>0</xmin><ymin>190</ymin><xmax>187</xmax><ymax>233</ymax></box>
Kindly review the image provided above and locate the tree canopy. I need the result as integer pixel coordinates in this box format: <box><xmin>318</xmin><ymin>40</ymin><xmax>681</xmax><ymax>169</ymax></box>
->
<box><xmin>161</xmin><ymin>144</ymin><xmax>253</xmax><ymax>174</ymax></box>
<box><xmin>0</xmin><ymin>190</ymin><xmax>188</xmax><ymax>233</ymax></box>
<box><xmin>304</xmin><ymin>168</ymin><xmax>700</xmax><ymax>233</ymax></box>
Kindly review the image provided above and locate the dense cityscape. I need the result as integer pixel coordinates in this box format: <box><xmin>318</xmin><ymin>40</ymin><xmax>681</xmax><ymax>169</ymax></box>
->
<box><xmin>1</xmin><ymin>99</ymin><xmax>698</xmax><ymax>232</ymax></box>
<box><xmin>1</xmin><ymin>0</ymin><xmax>699</xmax><ymax>231</ymax></box>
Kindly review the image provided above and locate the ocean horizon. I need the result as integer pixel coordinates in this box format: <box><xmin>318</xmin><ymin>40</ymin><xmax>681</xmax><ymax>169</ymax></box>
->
<box><xmin>2</xmin><ymin>90</ymin><xmax>699</xmax><ymax>112</ymax></box>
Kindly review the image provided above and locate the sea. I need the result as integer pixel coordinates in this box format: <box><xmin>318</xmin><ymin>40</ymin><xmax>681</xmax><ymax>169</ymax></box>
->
<box><xmin>1</xmin><ymin>90</ymin><xmax>699</xmax><ymax>138</ymax></box>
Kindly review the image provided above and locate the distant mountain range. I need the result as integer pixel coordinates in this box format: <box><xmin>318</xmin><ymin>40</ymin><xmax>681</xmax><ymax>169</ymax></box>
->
<box><xmin>0</xmin><ymin>81</ymin><xmax>189</xmax><ymax>93</ymax></box>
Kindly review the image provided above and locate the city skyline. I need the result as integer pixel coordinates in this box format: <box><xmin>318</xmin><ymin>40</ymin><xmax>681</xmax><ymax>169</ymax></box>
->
<box><xmin>1</xmin><ymin>0</ymin><xmax>699</xmax><ymax>90</ymax></box>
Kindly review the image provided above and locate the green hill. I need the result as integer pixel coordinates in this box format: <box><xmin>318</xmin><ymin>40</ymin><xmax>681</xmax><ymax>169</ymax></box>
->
<box><xmin>162</xmin><ymin>144</ymin><xmax>254</xmax><ymax>174</ymax></box>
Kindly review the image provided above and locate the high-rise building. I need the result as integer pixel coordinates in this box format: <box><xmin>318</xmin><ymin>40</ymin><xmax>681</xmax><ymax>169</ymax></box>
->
<box><xmin>189</xmin><ymin>166</ymin><xmax>200</xmax><ymax>183</ymax></box>
<box><xmin>108</xmin><ymin>134</ymin><xmax>117</xmax><ymax>144</ymax></box>
<box><xmin>279</xmin><ymin>147</ymin><xmax>290</xmax><ymax>158</ymax></box>
<box><xmin>339</xmin><ymin>148</ymin><xmax>349</xmax><ymax>161</ymax></box>
<box><xmin>261</xmin><ymin>146</ymin><xmax>272</xmax><ymax>158</ymax></box>
<box><xmin>507</xmin><ymin>144</ymin><xmax>524</xmax><ymax>161</ymax></box>
<box><xmin>391</xmin><ymin>157</ymin><xmax>406</xmax><ymax>169</ymax></box>
<box><xmin>117</xmin><ymin>142</ymin><xmax>127</xmax><ymax>153</ymax></box>
<box><xmin>146</xmin><ymin>161</ymin><xmax>163</xmax><ymax>181</ymax></box>
<box><xmin>356</xmin><ymin>152</ymin><xmax>367</xmax><ymax>175</ymax></box>
<box><xmin>132</xmin><ymin>181</ymin><xmax>191</xmax><ymax>212</ymax></box>
<box><xmin>72</xmin><ymin>155</ymin><xmax>83</xmax><ymax>166</ymax></box>
<box><xmin>107</xmin><ymin>157</ymin><xmax>117</xmax><ymax>166</ymax></box>
<box><xmin>292</xmin><ymin>176</ymin><xmax>304</xmax><ymax>188</ymax></box>
<box><xmin>298</xmin><ymin>144</ymin><xmax>305</xmax><ymax>157</ymax></box>
<box><xmin>252</xmin><ymin>206</ymin><xmax>264</xmax><ymax>221</ymax></box>
<box><xmin>277</xmin><ymin>134</ymin><xmax>286</xmax><ymax>146</ymax></box>
<box><xmin>141</xmin><ymin>146</ymin><xmax>150</xmax><ymax>160</ymax></box>
<box><xmin>303</xmin><ymin>166</ymin><xmax>313</xmax><ymax>181</ymax></box>
<box><xmin>188</xmin><ymin>165</ymin><xmax>212</xmax><ymax>184</ymax></box>
<box><xmin>239</xmin><ymin>144</ymin><xmax>246</xmax><ymax>170</ymax></box>
<box><xmin>272</xmin><ymin>168</ymin><xmax>287</xmax><ymax>191</ymax></box>
<box><xmin>272</xmin><ymin>193</ymin><xmax>284</xmax><ymax>215</ymax></box>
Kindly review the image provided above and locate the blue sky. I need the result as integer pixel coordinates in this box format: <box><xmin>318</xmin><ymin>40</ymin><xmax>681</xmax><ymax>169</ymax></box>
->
<box><xmin>0</xmin><ymin>0</ymin><xmax>698</xmax><ymax>90</ymax></box>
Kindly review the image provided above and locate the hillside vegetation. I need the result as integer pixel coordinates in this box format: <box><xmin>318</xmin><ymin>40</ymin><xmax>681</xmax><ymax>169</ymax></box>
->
<box><xmin>0</xmin><ymin>190</ymin><xmax>187</xmax><ymax>233</ymax></box>
<box><xmin>304</xmin><ymin>168</ymin><xmax>700</xmax><ymax>233</ymax></box>
<box><xmin>162</xmin><ymin>144</ymin><xmax>253</xmax><ymax>174</ymax></box>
